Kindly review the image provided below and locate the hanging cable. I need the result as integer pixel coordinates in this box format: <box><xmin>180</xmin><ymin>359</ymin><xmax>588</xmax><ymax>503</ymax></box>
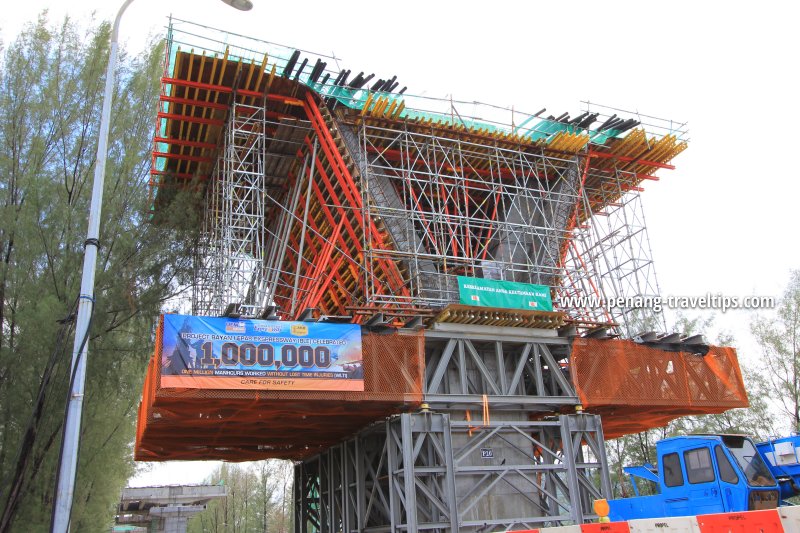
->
<box><xmin>0</xmin><ymin>297</ymin><xmax>80</xmax><ymax>532</ymax></box>
<box><xmin>49</xmin><ymin>296</ymin><xmax>96</xmax><ymax>532</ymax></box>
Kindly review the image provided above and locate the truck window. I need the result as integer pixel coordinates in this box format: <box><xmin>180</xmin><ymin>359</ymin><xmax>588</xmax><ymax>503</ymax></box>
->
<box><xmin>721</xmin><ymin>435</ymin><xmax>776</xmax><ymax>487</ymax></box>
<box><xmin>714</xmin><ymin>445</ymin><xmax>739</xmax><ymax>484</ymax></box>
<box><xmin>663</xmin><ymin>452</ymin><xmax>684</xmax><ymax>487</ymax></box>
<box><xmin>685</xmin><ymin>447</ymin><xmax>715</xmax><ymax>484</ymax></box>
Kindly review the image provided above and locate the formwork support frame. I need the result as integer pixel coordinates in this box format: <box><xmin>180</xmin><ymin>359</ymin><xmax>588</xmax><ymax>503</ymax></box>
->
<box><xmin>190</xmin><ymin>93</ymin><xmax>667</xmax><ymax>334</ymax></box>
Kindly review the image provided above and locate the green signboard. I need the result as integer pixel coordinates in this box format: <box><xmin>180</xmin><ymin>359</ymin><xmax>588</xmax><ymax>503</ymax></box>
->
<box><xmin>457</xmin><ymin>276</ymin><xmax>553</xmax><ymax>311</ymax></box>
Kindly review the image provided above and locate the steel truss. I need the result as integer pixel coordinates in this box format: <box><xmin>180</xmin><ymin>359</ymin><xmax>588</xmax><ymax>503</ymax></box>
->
<box><xmin>423</xmin><ymin>326</ymin><xmax>577</xmax><ymax>409</ymax></box>
<box><xmin>294</xmin><ymin>413</ymin><xmax>611</xmax><ymax>532</ymax></box>
<box><xmin>294</xmin><ymin>326</ymin><xmax>612</xmax><ymax>532</ymax></box>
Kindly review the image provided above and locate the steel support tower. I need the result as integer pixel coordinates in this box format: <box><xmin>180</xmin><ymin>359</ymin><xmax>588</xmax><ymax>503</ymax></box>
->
<box><xmin>294</xmin><ymin>325</ymin><xmax>612</xmax><ymax>531</ymax></box>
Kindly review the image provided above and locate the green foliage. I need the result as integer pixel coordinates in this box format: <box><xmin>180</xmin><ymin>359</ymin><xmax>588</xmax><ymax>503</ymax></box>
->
<box><xmin>0</xmin><ymin>13</ymin><xmax>195</xmax><ymax>531</ymax></box>
<box><xmin>605</xmin><ymin>426</ymin><xmax>667</xmax><ymax>498</ymax></box>
<box><xmin>751</xmin><ymin>270</ymin><xmax>800</xmax><ymax>432</ymax></box>
<box><xmin>187</xmin><ymin>461</ymin><xmax>294</xmax><ymax>533</ymax></box>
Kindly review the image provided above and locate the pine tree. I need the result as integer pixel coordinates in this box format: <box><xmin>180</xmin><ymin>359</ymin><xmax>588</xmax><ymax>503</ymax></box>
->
<box><xmin>0</xmin><ymin>13</ymin><xmax>195</xmax><ymax>531</ymax></box>
<box><xmin>751</xmin><ymin>270</ymin><xmax>800</xmax><ymax>433</ymax></box>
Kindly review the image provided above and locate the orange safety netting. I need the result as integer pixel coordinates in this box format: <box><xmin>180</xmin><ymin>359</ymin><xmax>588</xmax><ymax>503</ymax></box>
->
<box><xmin>135</xmin><ymin>319</ymin><xmax>424</xmax><ymax>461</ymax></box>
<box><xmin>570</xmin><ymin>338</ymin><xmax>748</xmax><ymax>439</ymax></box>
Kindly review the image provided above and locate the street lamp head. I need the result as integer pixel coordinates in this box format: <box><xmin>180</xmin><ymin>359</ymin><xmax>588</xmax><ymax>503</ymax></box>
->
<box><xmin>220</xmin><ymin>0</ymin><xmax>253</xmax><ymax>10</ymax></box>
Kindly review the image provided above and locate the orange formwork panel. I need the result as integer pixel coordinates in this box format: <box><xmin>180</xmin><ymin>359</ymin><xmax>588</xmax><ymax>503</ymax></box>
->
<box><xmin>570</xmin><ymin>338</ymin><xmax>748</xmax><ymax>438</ymax></box>
<box><xmin>135</xmin><ymin>318</ymin><xmax>424</xmax><ymax>461</ymax></box>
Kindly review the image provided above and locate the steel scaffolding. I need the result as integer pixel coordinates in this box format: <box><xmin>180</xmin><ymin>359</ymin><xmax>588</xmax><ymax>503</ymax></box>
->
<box><xmin>194</xmin><ymin>101</ymin><xmax>269</xmax><ymax>317</ymax></box>
<box><xmin>191</xmin><ymin>101</ymin><xmax>667</xmax><ymax>335</ymax></box>
<box><xmin>158</xmin><ymin>21</ymin><xmax>685</xmax><ymax>335</ymax></box>
<box><xmin>346</xmin><ymin>121</ymin><xmax>587</xmax><ymax>308</ymax></box>
<box><xmin>192</xmin><ymin>100</ymin><xmax>312</xmax><ymax>317</ymax></box>
<box><xmin>573</xmin><ymin>185</ymin><xmax>665</xmax><ymax>337</ymax></box>
<box><xmin>146</xmin><ymin>19</ymin><xmax>698</xmax><ymax>532</ymax></box>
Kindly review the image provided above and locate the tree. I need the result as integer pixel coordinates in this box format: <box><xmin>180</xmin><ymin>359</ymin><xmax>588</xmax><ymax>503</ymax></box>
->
<box><xmin>0</xmin><ymin>13</ymin><xmax>195</xmax><ymax>531</ymax></box>
<box><xmin>188</xmin><ymin>461</ymin><xmax>294</xmax><ymax>533</ymax></box>
<box><xmin>751</xmin><ymin>270</ymin><xmax>800</xmax><ymax>433</ymax></box>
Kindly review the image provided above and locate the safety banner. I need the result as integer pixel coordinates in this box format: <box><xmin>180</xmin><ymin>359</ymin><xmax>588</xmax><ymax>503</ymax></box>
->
<box><xmin>159</xmin><ymin>314</ymin><xmax>364</xmax><ymax>391</ymax></box>
<box><xmin>457</xmin><ymin>276</ymin><xmax>553</xmax><ymax>311</ymax></box>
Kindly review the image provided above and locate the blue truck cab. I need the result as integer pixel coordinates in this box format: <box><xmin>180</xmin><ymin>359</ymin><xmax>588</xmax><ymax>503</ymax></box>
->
<box><xmin>607</xmin><ymin>435</ymin><xmax>780</xmax><ymax>521</ymax></box>
<box><xmin>757</xmin><ymin>434</ymin><xmax>800</xmax><ymax>501</ymax></box>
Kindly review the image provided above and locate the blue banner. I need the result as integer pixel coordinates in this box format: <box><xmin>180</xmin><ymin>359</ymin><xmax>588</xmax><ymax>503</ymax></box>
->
<box><xmin>160</xmin><ymin>314</ymin><xmax>363</xmax><ymax>391</ymax></box>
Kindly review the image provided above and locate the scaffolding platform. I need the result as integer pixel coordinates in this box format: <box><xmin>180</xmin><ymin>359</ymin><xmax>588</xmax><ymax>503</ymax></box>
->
<box><xmin>570</xmin><ymin>338</ymin><xmax>749</xmax><ymax>438</ymax></box>
<box><xmin>431</xmin><ymin>304</ymin><xmax>565</xmax><ymax>329</ymax></box>
<box><xmin>134</xmin><ymin>315</ymin><xmax>748</xmax><ymax>462</ymax></box>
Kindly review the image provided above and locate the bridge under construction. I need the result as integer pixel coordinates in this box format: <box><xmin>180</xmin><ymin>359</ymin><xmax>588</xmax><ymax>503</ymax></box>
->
<box><xmin>135</xmin><ymin>19</ymin><xmax>748</xmax><ymax>532</ymax></box>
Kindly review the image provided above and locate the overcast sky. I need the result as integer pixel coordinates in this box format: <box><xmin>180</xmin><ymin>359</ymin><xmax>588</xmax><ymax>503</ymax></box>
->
<box><xmin>2</xmin><ymin>0</ymin><xmax>799</xmax><ymax>485</ymax></box>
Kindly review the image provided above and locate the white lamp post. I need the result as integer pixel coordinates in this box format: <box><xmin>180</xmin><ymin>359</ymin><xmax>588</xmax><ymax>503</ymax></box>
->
<box><xmin>51</xmin><ymin>1</ymin><xmax>252</xmax><ymax>530</ymax></box>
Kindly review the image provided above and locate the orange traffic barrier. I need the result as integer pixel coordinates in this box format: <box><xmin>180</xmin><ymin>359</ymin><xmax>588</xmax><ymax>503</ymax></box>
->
<box><xmin>696</xmin><ymin>509</ymin><xmax>784</xmax><ymax>532</ymax></box>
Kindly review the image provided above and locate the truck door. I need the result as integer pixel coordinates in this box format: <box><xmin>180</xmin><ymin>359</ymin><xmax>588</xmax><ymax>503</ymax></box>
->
<box><xmin>683</xmin><ymin>446</ymin><xmax>725</xmax><ymax>515</ymax></box>
<box><xmin>661</xmin><ymin>452</ymin><xmax>690</xmax><ymax>516</ymax></box>
<box><xmin>714</xmin><ymin>444</ymin><xmax>742</xmax><ymax>511</ymax></box>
